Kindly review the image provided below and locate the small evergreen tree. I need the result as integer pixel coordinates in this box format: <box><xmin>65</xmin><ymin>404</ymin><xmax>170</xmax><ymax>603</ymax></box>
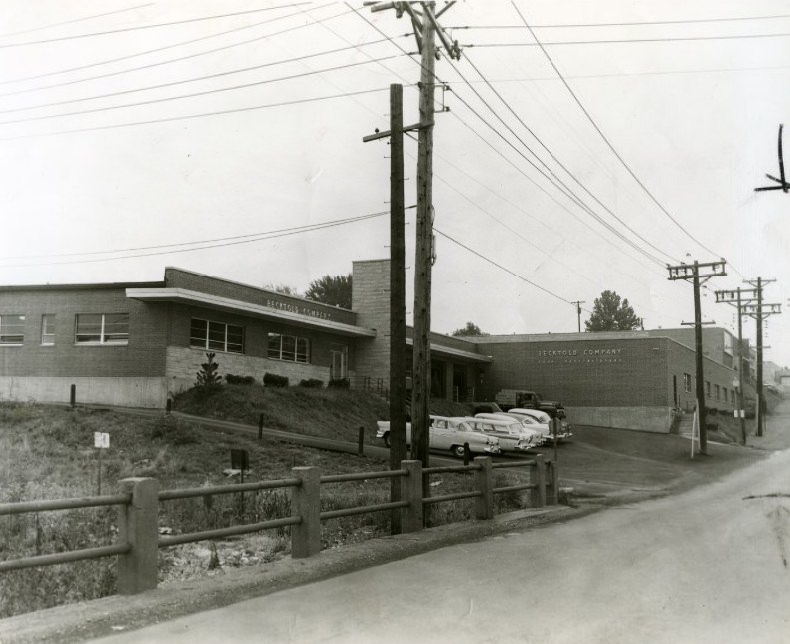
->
<box><xmin>195</xmin><ymin>352</ymin><xmax>222</xmax><ymax>390</ymax></box>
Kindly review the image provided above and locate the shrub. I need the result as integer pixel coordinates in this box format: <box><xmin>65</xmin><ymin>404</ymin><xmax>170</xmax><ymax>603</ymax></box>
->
<box><xmin>195</xmin><ymin>353</ymin><xmax>222</xmax><ymax>390</ymax></box>
<box><xmin>299</xmin><ymin>379</ymin><xmax>323</xmax><ymax>389</ymax></box>
<box><xmin>328</xmin><ymin>378</ymin><xmax>350</xmax><ymax>389</ymax></box>
<box><xmin>226</xmin><ymin>374</ymin><xmax>256</xmax><ymax>385</ymax></box>
<box><xmin>263</xmin><ymin>373</ymin><xmax>289</xmax><ymax>388</ymax></box>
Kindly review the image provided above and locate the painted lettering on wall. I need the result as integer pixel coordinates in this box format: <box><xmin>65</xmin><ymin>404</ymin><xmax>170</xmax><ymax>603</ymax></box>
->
<box><xmin>265</xmin><ymin>299</ymin><xmax>332</xmax><ymax>320</ymax></box>
<box><xmin>536</xmin><ymin>348</ymin><xmax>623</xmax><ymax>357</ymax></box>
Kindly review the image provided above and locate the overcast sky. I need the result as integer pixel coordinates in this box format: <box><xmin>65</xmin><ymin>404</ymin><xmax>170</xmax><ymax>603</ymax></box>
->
<box><xmin>1</xmin><ymin>1</ymin><xmax>789</xmax><ymax>368</ymax></box>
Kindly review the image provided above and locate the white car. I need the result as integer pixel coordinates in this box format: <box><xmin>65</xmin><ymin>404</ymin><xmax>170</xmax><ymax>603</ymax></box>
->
<box><xmin>466</xmin><ymin>415</ymin><xmax>543</xmax><ymax>453</ymax></box>
<box><xmin>508</xmin><ymin>408</ymin><xmax>573</xmax><ymax>442</ymax></box>
<box><xmin>376</xmin><ymin>415</ymin><xmax>501</xmax><ymax>458</ymax></box>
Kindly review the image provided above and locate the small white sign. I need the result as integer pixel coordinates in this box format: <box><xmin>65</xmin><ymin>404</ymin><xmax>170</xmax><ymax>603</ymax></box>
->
<box><xmin>94</xmin><ymin>432</ymin><xmax>110</xmax><ymax>449</ymax></box>
<box><xmin>733</xmin><ymin>410</ymin><xmax>745</xmax><ymax>419</ymax></box>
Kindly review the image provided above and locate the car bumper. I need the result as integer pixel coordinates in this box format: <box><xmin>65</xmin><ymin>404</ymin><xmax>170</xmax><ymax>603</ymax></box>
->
<box><xmin>483</xmin><ymin>445</ymin><xmax>501</xmax><ymax>454</ymax></box>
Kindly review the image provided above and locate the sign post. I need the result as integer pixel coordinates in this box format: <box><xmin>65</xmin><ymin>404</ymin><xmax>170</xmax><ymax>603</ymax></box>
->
<box><xmin>230</xmin><ymin>449</ymin><xmax>250</xmax><ymax>518</ymax></box>
<box><xmin>94</xmin><ymin>432</ymin><xmax>110</xmax><ymax>494</ymax></box>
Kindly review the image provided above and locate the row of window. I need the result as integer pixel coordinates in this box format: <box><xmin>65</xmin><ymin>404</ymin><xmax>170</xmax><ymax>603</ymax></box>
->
<box><xmin>1</xmin><ymin>313</ymin><xmax>316</xmax><ymax>365</ymax></box>
<box><xmin>0</xmin><ymin>313</ymin><xmax>129</xmax><ymax>346</ymax></box>
<box><xmin>682</xmin><ymin>372</ymin><xmax>734</xmax><ymax>403</ymax></box>
<box><xmin>189</xmin><ymin>318</ymin><xmax>311</xmax><ymax>363</ymax></box>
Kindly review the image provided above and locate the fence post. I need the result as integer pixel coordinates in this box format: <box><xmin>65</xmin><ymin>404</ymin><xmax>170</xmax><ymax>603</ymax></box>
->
<box><xmin>117</xmin><ymin>477</ymin><xmax>159</xmax><ymax>594</ymax></box>
<box><xmin>400</xmin><ymin>460</ymin><xmax>423</xmax><ymax>533</ymax></box>
<box><xmin>291</xmin><ymin>467</ymin><xmax>321</xmax><ymax>558</ymax></box>
<box><xmin>357</xmin><ymin>426</ymin><xmax>365</xmax><ymax>456</ymax></box>
<box><xmin>70</xmin><ymin>384</ymin><xmax>76</xmax><ymax>408</ymax></box>
<box><xmin>473</xmin><ymin>457</ymin><xmax>494</xmax><ymax>520</ymax></box>
<box><xmin>546</xmin><ymin>459</ymin><xmax>559</xmax><ymax>505</ymax></box>
<box><xmin>530</xmin><ymin>454</ymin><xmax>547</xmax><ymax>508</ymax></box>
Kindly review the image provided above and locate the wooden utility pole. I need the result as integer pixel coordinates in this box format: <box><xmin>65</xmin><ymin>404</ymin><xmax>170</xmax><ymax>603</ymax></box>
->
<box><xmin>571</xmin><ymin>300</ymin><xmax>585</xmax><ymax>332</ymax></box>
<box><xmin>668</xmin><ymin>260</ymin><xmax>727</xmax><ymax>456</ymax></box>
<box><xmin>715</xmin><ymin>287</ymin><xmax>757</xmax><ymax>444</ymax></box>
<box><xmin>742</xmin><ymin>277</ymin><xmax>780</xmax><ymax>437</ymax></box>
<box><xmin>363</xmin><ymin>86</ymin><xmax>408</xmax><ymax>534</ymax></box>
<box><xmin>369</xmin><ymin>2</ymin><xmax>461</xmax><ymax>474</ymax></box>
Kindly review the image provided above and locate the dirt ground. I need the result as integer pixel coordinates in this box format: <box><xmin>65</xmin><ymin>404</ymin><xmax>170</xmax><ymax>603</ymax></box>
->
<box><xmin>2</xmin><ymin>404</ymin><xmax>788</xmax><ymax>643</ymax></box>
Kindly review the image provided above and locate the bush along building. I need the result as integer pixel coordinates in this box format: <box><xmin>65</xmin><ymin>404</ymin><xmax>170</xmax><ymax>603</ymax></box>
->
<box><xmin>0</xmin><ymin>258</ymin><xmax>749</xmax><ymax>432</ymax></box>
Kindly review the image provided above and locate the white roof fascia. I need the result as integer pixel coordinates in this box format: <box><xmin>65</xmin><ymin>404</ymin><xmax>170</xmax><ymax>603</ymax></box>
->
<box><xmin>405</xmin><ymin>337</ymin><xmax>492</xmax><ymax>363</ymax></box>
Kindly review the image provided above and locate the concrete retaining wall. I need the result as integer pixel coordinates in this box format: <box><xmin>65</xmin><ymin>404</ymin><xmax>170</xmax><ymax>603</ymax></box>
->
<box><xmin>0</xmin><ymin>376</ymin><xmax>168</xmax><ymax>408</ymax></box>
<box><xmin>565</xmin><ymin>406</ymin><xmax>674</xmax><ymax>433</ymax></box>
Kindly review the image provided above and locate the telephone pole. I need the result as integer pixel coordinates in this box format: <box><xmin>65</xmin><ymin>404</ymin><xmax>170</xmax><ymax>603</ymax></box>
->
<box><xmin>571</xmin><ymin>300</ymin><xmax>585</xmax><ymax>332</ymax></box>
<box><xmin>715</xmin><ymin>287</ymin><xmax>758</xmax><ymax>444</ymax></box>
<box><xmin>742</xmin><ymin>277</ymin><xmax>779</xmax><ymax>437</ymax></box>
<box><xmin>667</xmin><ymin>260</ymin><xmax>727</xmax><ymax>455</ymax></box>
<box><xmin>363</xmin><ymin>84</ymin><xmax>407</xmax><ymax>533</ymax></box>
<box><xmin>369</xmin><ymin>2</ymin><xmax>461</xmax><ymax>473</ymax></box>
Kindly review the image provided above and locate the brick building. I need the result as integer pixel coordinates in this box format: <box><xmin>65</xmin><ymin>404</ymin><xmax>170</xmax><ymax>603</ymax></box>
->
<box><xmin>0</xmin><ymin>258</ymin><xmax>747</xmax><ymax>432</ymax></box>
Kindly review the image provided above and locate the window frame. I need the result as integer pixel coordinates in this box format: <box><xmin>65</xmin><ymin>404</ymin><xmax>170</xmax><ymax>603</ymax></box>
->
<box><xmin>75</xmin><ymin>313</ymin><xmax>129</xmax><ymax>345</ymax></box>
<box><xmin>0</xmin><ymin>314</ymin><xmax>26</xmax><ymax>345</ymax></box>
<box><xmin>267</xmin><ymin>332</ymin><xmax>310</xmax><ymax>363</ymax></box>
<box><xmin>41</xmin><ymin>314</ymin><xmax>55</xmax><ymax>346</ymax></box>
<box><xmin>189</xmin><ymin>318</ymin><xmax>245</xmax><ymax>354</ymax></box>
<box><xmin>683</xmin><ymin>373</ymin><xmax>691</xmax><ymax>393</ymax></box>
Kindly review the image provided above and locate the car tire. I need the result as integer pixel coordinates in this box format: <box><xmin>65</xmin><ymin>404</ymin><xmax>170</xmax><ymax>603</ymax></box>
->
<box><xmin>383</xmin><ymin>432</ymin><xmax>391</xmax><ymax>448</ymax></box>
<box><xmin>452</xmin><ymin>444</ymin><xmax>465</xmax><ymax>458</ymax></box>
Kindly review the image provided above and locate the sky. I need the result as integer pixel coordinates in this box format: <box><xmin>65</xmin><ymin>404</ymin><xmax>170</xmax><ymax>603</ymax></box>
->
<box><xmin>0</xmin><ymin>1</ymin><xmax>789</xmax><ymax>368</ymax></box>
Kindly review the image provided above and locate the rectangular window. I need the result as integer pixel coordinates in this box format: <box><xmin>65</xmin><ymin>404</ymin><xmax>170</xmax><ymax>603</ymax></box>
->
<box><xmin>723</xmin><ymin>388</ymin><xmax>728</xmax><ymax>403</ymax></box>
<box><xmin>75</xmin><ymin>313</ymin><xmax>129</xmax><ymax>345</ymax></box>
<box><xmin>190</xmin><ymin>318</ymin><xmax>244</xmax><ymax>354</ymax></box>
<box><xmin>705</xmin><ymin>381</ymin><xmax>711</xmax><ymax>397</ymax></box>
<box><xmin>715</xmin><ymin>384</ymin><xmax>720</xmax><ymax>401</ymax></box>
<box><xmin>41</xmin><ymin>314</ymin><xmax>55</xmax><ymax>345</ymax></box>
<box><xmin>267</xmin><ymin>332</ymin><xmax>310</xmax><ymax>363</ymax></box>
<box><xmin>683</xmin><ymin>373</ymin><xmax>691</xmax><ymax>393</ymax></box>
<box><xmin>0</xmin><ymin>314</ymin><xmax>25</xmax><ymax>345</ymax></box>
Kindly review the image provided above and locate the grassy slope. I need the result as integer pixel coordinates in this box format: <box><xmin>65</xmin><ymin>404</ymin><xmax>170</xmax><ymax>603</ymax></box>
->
<box><xmin>0</xmin><ymin>388</ymin><xmax>478</xmax><ymax>618</ymax></box>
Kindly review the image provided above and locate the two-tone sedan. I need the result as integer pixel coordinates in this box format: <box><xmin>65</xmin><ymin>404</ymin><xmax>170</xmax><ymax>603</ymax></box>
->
<box><xmin>376</xmin><ymin>415</ymin><xmax>501</xmax><ymax>458</ymax></box>
<box><xmin>508</xmin><ymin>408</ymin><xmax>573</xmax><ymax>442</ymax></box>
<box><xmin>466</xmin><ymin>415</ymin><xmax>543</xmax><ymax>453</ymax></box>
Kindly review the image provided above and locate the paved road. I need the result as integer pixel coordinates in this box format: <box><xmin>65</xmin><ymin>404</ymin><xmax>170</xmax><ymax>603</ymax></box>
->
<box><xmin>93</xmin><ymin>436</ymin><xmax>790</xmax><ymax>643</ymax></box>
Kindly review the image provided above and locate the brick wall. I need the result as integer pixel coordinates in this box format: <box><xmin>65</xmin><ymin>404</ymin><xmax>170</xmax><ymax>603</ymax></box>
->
<box><xmin>351</xmin><ymin>260</ymin><xmax>390</xmax><ymax>387</ymax></box>
<box><xmin>0</xmin><ymin>286</ymin><xmax>167</xmax><ymax>378</ymax></box>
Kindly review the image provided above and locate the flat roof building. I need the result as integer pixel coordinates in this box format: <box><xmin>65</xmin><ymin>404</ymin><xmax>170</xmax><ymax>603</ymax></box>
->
<box><xmin>0</xmin><ymin>258</ymin><xmax>749</xmax><ymax>433</ymax></box>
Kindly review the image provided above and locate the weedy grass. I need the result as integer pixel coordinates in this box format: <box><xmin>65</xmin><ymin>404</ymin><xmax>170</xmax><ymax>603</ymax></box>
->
<box><xmin>0</xmin><ymin>390</ymin><xmax>525</xmax><ymax>618</ymax></box>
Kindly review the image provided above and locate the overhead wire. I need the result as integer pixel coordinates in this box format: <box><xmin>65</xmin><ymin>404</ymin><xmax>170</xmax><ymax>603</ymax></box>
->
<box><xmin>0</xmin><ymin>211</ymin><xmax>391</xmax><ymax>268</ymax></box>
<box><xmin>449</xmin><ymin>12</ymin><xmax>790</xmax><ymax>30</ymax></box>
<box><xmin>0</xmin><ymin>37</ymin><xmax>401</xmax><ymax>117</ymax></box>
<box><xmin>450</xmin><ymin>51</ymin><xmax>679</xmax><ymax>265</ymax></box>
<box><xmin>0</xmin><ymin>86</ymin><xmax>389</xmax><ymax>142</ymax></box>
<box><xmin>0</xmin><ymin>2</ymin><xmax>312</xmax><ymax>49</ymax></box>
<box><xmin>511</xmin><ymin>1</ymin><xmax>740</xmax><ymax>276</ymax></box>
<box><xmin>463</xmin><ymin>31</ymin><xmax>790</xmax><ymax>47</ymax></box>
<box><xmin>0</xmin><ymin>4</ymin><xmax>154</xmax><ymax>39</ymax></box>
<box><xmin>0</xmin><ymin>54</ymin><xmax>406</xmax><ymax>127</ymax></box>
<box><xmin>0</xmin><ymin>2</ymin><xmax>347</xmax><ymax>92</ymax></box>
<box><xmin>347</xmin><ymin>5</ymin><xmax>670</xmax><ymax>270</ymax></box>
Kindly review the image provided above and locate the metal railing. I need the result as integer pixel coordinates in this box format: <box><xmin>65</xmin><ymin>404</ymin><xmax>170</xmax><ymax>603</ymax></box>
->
<box><xmin>0</xmin><ymin>456</ymin><xmax>557</xmax><ymax>596</ymax></box>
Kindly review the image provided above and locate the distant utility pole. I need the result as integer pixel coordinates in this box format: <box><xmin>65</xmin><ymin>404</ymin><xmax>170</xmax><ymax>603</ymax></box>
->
<box><xmin>742</xmin><ymin>277</ymin><xmax>780</xmax><ymax>437</ymax></box>
<box><xmin>368</xmin><ymin>1</ymin><xmax>461</xmax><ymax>474</ymax></box>
<box><xmin>667</xmin><ymin>260</ymin><xmax>727</xmax><ymax>455</ymax></box>
<box><xmin>571</xmin><ymin>300</ymin><xmax>585</xmax><ymax>332</ymax></box>
<box><xmin>714</xmin><ymin>287</ymin><xmax>758</xmax><ymax>444</ymax></box>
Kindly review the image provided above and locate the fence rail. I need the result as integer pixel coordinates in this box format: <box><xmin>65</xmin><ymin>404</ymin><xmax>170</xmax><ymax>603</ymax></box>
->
<box><xmin>0</xmin><ymin>456</ymin><xmax>557</xmax><ymax>597</ymax></box>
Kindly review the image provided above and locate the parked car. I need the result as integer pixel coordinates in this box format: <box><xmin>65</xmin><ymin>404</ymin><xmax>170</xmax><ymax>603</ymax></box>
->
<box><xmin>465</xmin><ymin>416</ymin><xmax>542</xmax><ymax>453</ymax></box>
<box><xmin>376</xmin><ymin>415</ymin><xmax>501</xmax><ymax>458</ymax></box>
<box><xmin>508</xmin><ymin>408</ymin><xmax>573</xmax><ymax>442</ymax></box>
<box><xmin>474</xmin><ymin>412</ymin><xmax>547</xmax><ymax>447</ymax></box>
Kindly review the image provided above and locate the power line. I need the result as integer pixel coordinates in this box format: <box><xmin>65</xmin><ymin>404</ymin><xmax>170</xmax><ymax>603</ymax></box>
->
<box><xmin>434</xmin><ymin>228</ymin><xmax>575</xmax><ymax>306</ymax></box>
<box><xmin>0</xmin><ymin>4</ymin><xmax>154</xmax><ymax>39</ymax></box>
<box><xmin>0</xmin><ymin>54</ymin><xmax>405</xmax><ymax>127</ymax></box>
<box><xmin>0</xmin><ymin>87</ymin><xmax>389</xmax><ymax>141</ymax></box>
<box><xmin>457</xmin><ymin>51</ymin><xmax>679</xmax><ymax>264</ymax></box>
<box><xmin>0</xmin><ymin>211</ymin><xmax>390</xmax><ymax>268</ymax></box>
<box><xmin>0</xmin><ymin>3</ymin><xmax>347</xmax><ymax>94</ymax></box>
<box><xmin>464</xmin><ymin>31</ymin><xmax>790</xmax><ymax>47</ymax></box>
<box><xmin>511</xmin><ymin>1</ymin><xmax>732</xmax><ymax>271</ymax></box>
<box><xmin>0</xmin><ymin>38</ymin><xmax>399</xmax><ymax>117</ymax></box>
<box><xmin>449</xmin><ymin>13</ymin><xmax>790</xmax><ymax>30</ymax></box>
<box><xmin>0</xmin><ymin>2</ymin><xmax>312</xmax><ymax>49</ymax></box>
